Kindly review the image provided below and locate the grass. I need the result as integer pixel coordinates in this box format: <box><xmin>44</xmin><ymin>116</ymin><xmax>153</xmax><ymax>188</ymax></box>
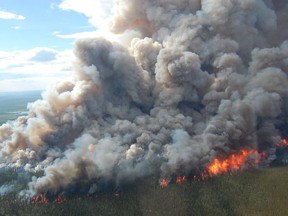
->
<box><xmin>1</xmin><ymin>167</ymin><xmax>288</xmax><ymax>216</ymax></box>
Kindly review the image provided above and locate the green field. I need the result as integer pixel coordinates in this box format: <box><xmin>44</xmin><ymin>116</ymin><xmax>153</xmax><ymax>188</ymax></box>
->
<box><xmin>0</xmin><ymin>167</ymin><xmax>288</xmax><ymax>216</ymax></box>
<box><xmin>0</xmin><ymin>91</ymin><xmax>42</xmax><ymax>125</ymax></box>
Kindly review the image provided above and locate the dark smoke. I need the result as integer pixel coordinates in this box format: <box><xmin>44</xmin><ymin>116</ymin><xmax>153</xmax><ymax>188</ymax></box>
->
<box><xmin>1</xmin><ymin>0</ymin><xmax>288</xmax><ymax>197</ymax></box>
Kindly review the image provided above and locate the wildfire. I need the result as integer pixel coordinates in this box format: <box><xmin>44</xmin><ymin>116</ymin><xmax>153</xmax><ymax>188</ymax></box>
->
<box><xmin>157</xmin><ymin>149</ymin><xmax>260</xmax><ymax>188</ymax></box>
<box><xmin>176</xmin><ymin>176</ymin><xmax>187</xmax><ymax>184</ymax></box>
<box><xmin>31</xmin><ymin>193</ymin><xmax>49</xmax><ymax>205</ymax></box>
<box><xmin>55</xmin><ymin>194</ymin><xmax>66</xmax><ymax>204</ymax></box>
<box><xmin>207</xmin><ymin>149</ymin><xmax>258</xmax><ymax>176</ymax></box>
<box><xmin>260</xmin><ymin>151</ymin><xmax>267</xmax><ymax>160</ymax></box>
<box><xmin>282</xmin><ymin>138</ymin><xmax>288</xmax><ymax>145</ymax></box>
<box><xmin>31</xmin><ymin>193</ymin><xmax>66</xmax><ymax>205</ymax></box>
<box><xmin>157</xmin><ymin>149</ymin><xmax>262</xmax><ymax>189</ymax></box>
<box><xmin>276</xmin><ymin>138</ymin><xmax>288</xmax><ymax>147</ymax></box>
<box><xmin>160</xmin><ymin>178</ymin><xmax>168</xmax><ymax>188</ymax></box>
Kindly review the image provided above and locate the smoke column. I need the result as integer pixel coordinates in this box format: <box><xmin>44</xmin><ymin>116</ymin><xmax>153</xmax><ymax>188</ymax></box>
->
<box><xmin>1</xmin><ymin>0</ymin><xmax>288</xmax><ymax>197</ymax></box>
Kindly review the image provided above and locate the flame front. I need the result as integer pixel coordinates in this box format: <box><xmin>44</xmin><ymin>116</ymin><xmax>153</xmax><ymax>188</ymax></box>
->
<box><xmin>31</xmin><ymin>193</ymin><xmax>49</xmax><ymax>205</ymax></box>
<box><xmin>207</xmin><ymin>149</ymin><xmax>259</xmax><ymax>176</ymax></box>
<box><xmin>276</xmin><ymin>138</ymin><xmax>288</xmax><ymax>147</ymax></box>
<box><xmin>282</xmin><ymin>139</ymin><xmax>288</xmax><ymax>145</ymax></box>
<box><xmin>160</xmin><ymin>178</ymin><xmax>168</xmax><ymax>188</ymax></box>
<box><xmin>176</xmin><ymin>176</ymin><xmax>187</xmax><ymax>184</ymax></box>
<box><xmin>55</xmin><ymin>194</ymin><xmax>66</xmax><ymax>204</ymax></box>
<box><xmin>31</xmin><ymin>193</ymin><xmax>66</xmax><ymax>205</ymax></box>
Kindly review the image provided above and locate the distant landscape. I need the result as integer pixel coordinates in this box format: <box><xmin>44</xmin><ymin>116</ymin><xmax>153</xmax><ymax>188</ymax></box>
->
<box><xmin>0</xmin><ymin>90</ymin><xmax>42</xmax><ymax>125</ymax></box>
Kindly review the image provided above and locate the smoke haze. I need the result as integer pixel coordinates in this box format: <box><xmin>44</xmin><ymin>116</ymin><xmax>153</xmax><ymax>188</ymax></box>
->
<box><xmin>1</xmin><ymin>0</ymin><xmax>288</xmax><ymax>197</ymax></box>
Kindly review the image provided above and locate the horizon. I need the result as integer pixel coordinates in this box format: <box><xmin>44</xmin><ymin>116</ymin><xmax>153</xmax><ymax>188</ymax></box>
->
<box><xmin>0</xmin><ymin>89</ymin><xmax>42</xmax><ymax>125</ymax></box>
<box><xmin>0</xmin><ymin>89</ymin><xmax>43</xmax><ymax>93</ymax></box>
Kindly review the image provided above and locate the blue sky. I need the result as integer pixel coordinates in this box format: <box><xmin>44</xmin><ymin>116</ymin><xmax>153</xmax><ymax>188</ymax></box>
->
<box><xmin>0</xmin><ymin>0</ymin><xmax>113</xmax><ymax>92</ymax></box>
<box><xmin>1</xmin><ymin>0</ymin><xmax>95</xmax><ymax>51</ymax></box>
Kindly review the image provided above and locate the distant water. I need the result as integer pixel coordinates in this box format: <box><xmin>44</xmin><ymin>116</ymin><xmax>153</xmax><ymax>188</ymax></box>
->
<box><xmin>0</xmin><ymin>90</ymin><xmax>42</xmax><ymax>125</ymax></box>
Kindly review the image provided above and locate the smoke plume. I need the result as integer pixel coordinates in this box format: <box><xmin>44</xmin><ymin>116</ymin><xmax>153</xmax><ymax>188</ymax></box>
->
<box><xmin>1</xmin><ymin>0</ymin><xmax>288</xmax><ymax>197</ymax></box>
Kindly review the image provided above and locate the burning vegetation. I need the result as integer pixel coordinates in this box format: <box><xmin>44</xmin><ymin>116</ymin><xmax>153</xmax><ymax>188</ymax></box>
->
<box><xmin>276</xmin><ymin>138</ymin><xmax>288</xmax><ymax>148</ymax></box>
<box><xmin>31</xmin><ymin>193</ymin><xmax>48</xmax><ymax>205</ymax></box>
<box><xmin>160</xmin><ymin>148</ymin><xmax>260</xmax><ymax>188</ymax></box>
<box><xmin>160</xmin><ymin>178</ymin><xmax>168</xmax><ymax>188</ymax></box>
<box><xmin>31</xmin><ymin>193</ymin><xmax>66</xmax><ymax>205</ymax></box>
<box><xmin>1</xmin><ymin>0</ymin><xmax>288</xmax><ymax>200</ymax></box>
<box><xmin>206</xmin><ymin>149</ymin><xmax>259</xmax><ymax>176</ymax></box>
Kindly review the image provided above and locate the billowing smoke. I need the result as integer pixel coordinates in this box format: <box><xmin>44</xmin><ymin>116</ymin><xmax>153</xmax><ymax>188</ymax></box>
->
<box><xmin>1</xmin><ymin>0</ymin><xmax>288</xmax><ymax>197</ymax></box>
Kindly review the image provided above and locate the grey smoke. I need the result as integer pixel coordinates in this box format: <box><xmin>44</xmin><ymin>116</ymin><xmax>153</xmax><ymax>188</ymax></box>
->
<box><xmin>0</xmin><ymin>184</ymin><xmax>14</xmax><ymax>196</ymax></box>
<box><xmin>0</xmin><ymin>0</ymin><xmax>288</xmax><ymax>197</ymax></box>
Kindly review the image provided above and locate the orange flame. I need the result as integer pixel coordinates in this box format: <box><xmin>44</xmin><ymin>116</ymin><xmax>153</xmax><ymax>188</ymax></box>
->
<box><xmin>31</xmin><ymin>193</ymin><xmax>49</xmax><ymax>205</ymax></box>
<box><xmin>207</xmin><ymin>149</ymin><xmax>258</xmax><ymax>176</ymax></box>
<box><xmin>176</xmin><ymin>176</ymin><xmax>187</xmax><ymax>184</ymax></box>
<box><xmin>276</xmin><ymin>138</ymin><xmax>288</xmax><ymax>147</ymax></box>
<box><xmin>283</xmin><ymin>138</ymin><xmax>288</xmax><ymax>145</ymax></box>
<box><xmin>261</xmin><ymin>151</ymin><xmax>267</xmax><ymax>160</ymax></box>
<box><xmin>160</xmin><ymin>178</ymin><xmax>168</xmax><ymax>188</ymax></box>
<box><xmin>158</xmin><ymin>149</ymin><xmax>260</xmax><ymax>188</ymax></box>
<box><xmin>55</xmin><ymin>194</ymin><xmax>66</xmax><ymax>204</ymax></box>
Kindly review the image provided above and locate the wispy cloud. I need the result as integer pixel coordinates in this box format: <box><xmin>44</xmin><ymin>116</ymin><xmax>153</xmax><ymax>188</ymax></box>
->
<box><xmin>11</xmin><ymin>26</ymin><xmax>21</xmax><ymax>30</ymax></box>
<box><xmin>58</xmin><ymin>0</ymin><xmax>113</xmax><ymax>28</ymax></box>
<box><xmin>0</xmin><ymin>76</ymin><xmax>72</xmax><ymax>92</ymax></box>
<box><xmin>53</xmin><ymin>30</ymin><xmax>118</xmax><ymax>42</ymax></box>
<box><xmin>55</xmin><ymin>0</ymin><xmax>119</xmax><ymax>44</ymax></box>
<box><xmin>28</xmin><ymin>48</ymin><xmax>58</xmax><ymax>62</ymax></box>
<box><xmin>0</xmin><ymin>48</ymin><xmax>74</xmax><ymax>92</ymax></box>
<box><xmin>53</xmin><ymin>30</ymin><xmax>115</xmax><ymax>40</ymax></box>
<box><xmin>54</xmin><ymin>31</ymin><xmax>98</xmax><ymax>39</ymax></box>
<box><xmin>0</xmin><ymin>10</ymin><xmax>25</xmax><ymax>20</ymax></box>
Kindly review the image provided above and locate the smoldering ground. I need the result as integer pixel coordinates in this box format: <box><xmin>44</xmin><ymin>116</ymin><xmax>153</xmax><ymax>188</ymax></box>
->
<box><xmin>0</xmin><ymin>0</ymin><xmax>288</xmax><ymax>198</ymax></box>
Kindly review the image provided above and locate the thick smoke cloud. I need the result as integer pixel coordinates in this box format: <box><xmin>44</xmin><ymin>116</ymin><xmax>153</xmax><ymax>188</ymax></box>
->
<box><xmin>1</xmin><ymin>0</ymin><xmax>288</xmax><ymax>197</ymax></box>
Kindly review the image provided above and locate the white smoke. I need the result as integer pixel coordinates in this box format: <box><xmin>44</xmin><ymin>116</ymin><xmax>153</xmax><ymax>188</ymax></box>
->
<box><xmin>0</xmin><ymin>184</ymin><xmax>14</xmax><ymax>196</ymax></box>
<box><xmin>1</xmin><ymin>0</ymin><xmax>288</xmax><ymax>196</ymax></box>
